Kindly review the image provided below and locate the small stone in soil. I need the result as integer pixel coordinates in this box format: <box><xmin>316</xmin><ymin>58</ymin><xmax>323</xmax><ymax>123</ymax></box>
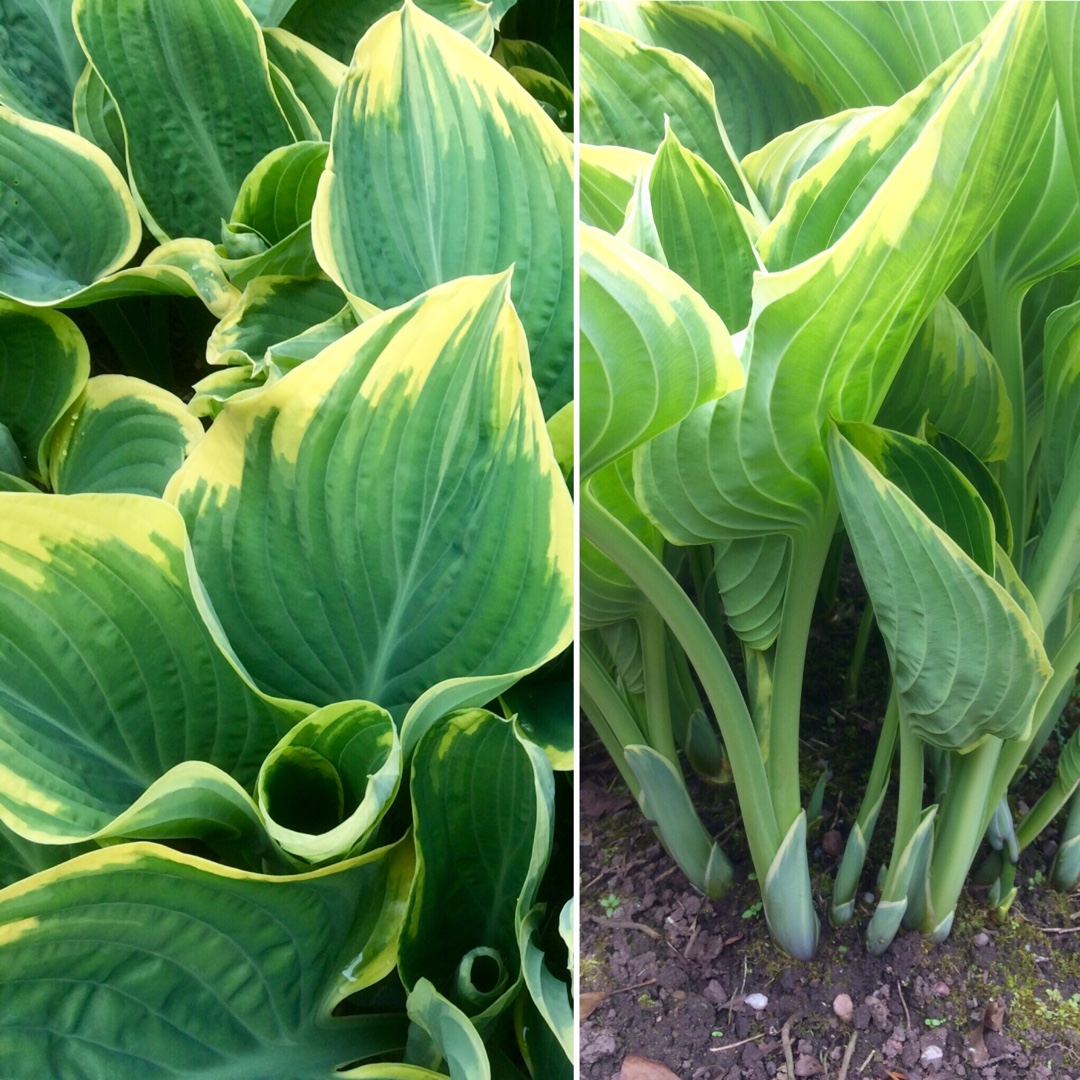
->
<box><xmin>973</xmin><ymin>932</ymin><xmax>990</xmax><ymax>947</ymax></box>
<box><xmin>704</xmin><ymin>979</ymin><xmax>728</xmax><ymax>1006</ymax></box>
<box><xmin>921</xmin><ymin>1044</ymin><xmax>945</xmax><ymax>1066</ymax></box>
<box><xmin>833</xmin><ymin>993</ymin><xmax>853</xmax><ymax>1022</ymax></box>
<box><xmin>745</xmin><ymin>993</ymin><xmax>768</xmax><ymax>1011</ymax></box>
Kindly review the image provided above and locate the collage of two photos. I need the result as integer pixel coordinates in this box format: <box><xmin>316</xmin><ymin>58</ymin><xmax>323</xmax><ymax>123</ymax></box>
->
<box><xmin>1</xmin><ymin>1</ymin><xmax>1080</xmax><ymax>1077</ymax></box>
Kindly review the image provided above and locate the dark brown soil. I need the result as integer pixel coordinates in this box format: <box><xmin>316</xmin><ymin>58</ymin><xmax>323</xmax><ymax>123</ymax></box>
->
<box><xmin>580</xmin><ymin>741</ymin><xmax>1080</xmax><ymax>1080</ymax></box>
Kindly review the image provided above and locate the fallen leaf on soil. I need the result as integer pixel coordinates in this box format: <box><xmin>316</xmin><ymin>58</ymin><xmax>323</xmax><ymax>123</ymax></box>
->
<box><xmin>965</xmin><ymin>997</ymin><xmax>1006</xmax><ymax>1063</ymax></box>
<box><xmin>580</xmin><ymin>991</ymin><xmax>608</xmax><ymax>1021</ymax></box>
<box><xmin>619</xmin><ymin>1053</ymin><xmax>681</xmax><ymax>1079</ymax></box>
<box><xmin>722</xmin><ymin>933</ymin><xmax>745</xmax><ymax>946</ymax></box>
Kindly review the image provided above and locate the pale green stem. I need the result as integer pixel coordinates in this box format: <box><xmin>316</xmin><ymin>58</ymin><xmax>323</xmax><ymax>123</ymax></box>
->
<box><xmin>581</xmin><ymin>487</ymin><xmax>781</xmax><ymax>874</ymax></box>
<box><xmin>842</xmin><ymin>598</ymin><xmax>875</xmax><ymax>706</ymax></box>
<box><xmin>638</xmin><ymin>607</ymin><xmax>679</xmax><ymax>766</ymax></box>
<box><xmin>580</xmin><ymin>644</ymin><xmax>644</xmax><ymax>802</ymax></box>
<box><xmin>880</xmin><ymin>713</ymin><xmax>925</xmax><ymax>902</ymax></box>
<box><xmin>768</xmin><ymin>519</ymin><xmax>837</xmax><ymax>829</ymax></box>
<box><xmin>923</xmin><ymin>737</ymin><xmax>1002</xmax><ymax>933</ymax></box>
<box><xmin>1028</xmin><ymin>450</ymin><xmax>1080</xmax><ymax>625</ymax></box>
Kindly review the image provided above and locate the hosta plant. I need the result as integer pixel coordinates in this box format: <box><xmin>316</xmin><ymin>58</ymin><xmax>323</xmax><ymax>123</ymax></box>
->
<box><xmin>0</xmin><ymin>0</ymin><xmax>573</xmax><ymax>1076</ymax></box>
<box><xmin>580</xmin><ymin>0</ymin><xmax>1080</xmax><ymax>960</ymax></box>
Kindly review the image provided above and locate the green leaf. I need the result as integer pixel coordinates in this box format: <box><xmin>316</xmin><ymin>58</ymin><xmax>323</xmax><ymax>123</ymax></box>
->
<box><xmin>579</xmin><ymin>144</ymin><xmax>650</xmax><ymax>233</ymax></box>
<box><xmin>399</xmin><ymin>710</ymin><xmax>552</xmax><ymax>1022</ymax></box>
<box><xmin>404</xmin><ymin>979</ymin><xmax>490</xmax><ymax>1080</ymax></box>
<box><xmin>0</xmin><ymin>0</ymin><xmax>85</xmax><ymax>127</ymax></box>
<box><xmin>280</xmin><ymin>0</ymin><xmax>494</xmax><ymax>64</ymax></box>
<box><xmin>579</xmin><ymin>18</ymin><xmax>758</xmax><ymax>214</ymax></box>
<box><xmin>581</xmin><ymin>456</ymin><xmax>664</xmax><ymax>630</ymax></box>
<box><xmin>0</xmin><ymin>103</ymin><xmax>141</xmax><ymax>305</ymax></box>
<box><xmin>492</xmin><ymin>38</ymin><xmax>570</xmax><ymax>87</ymax></box>
<box><xmin>168</xmin><ymin>273</ymin><xmax>573</xmax><ymax>720</ymax></box>
<box><xmin>581</xmin><ymin>1</ymin><xmax>826</xmax><ymax>158</ymax></box>
<box><xmin>637</xmin><ymin>3</ymin><xmax>1053</xmax><ymax>543</ymax></box>
<box><xmin>878</xmin><ymin>297</ymin><xmax>1012</xmax><ymax>463</ymax></box>
<box><xmin>741</xmin><ymin>106</ymin><xmax>882</xmax><ymax>219</ymax></box>
<box><xmin>257</xmin><ymin>700</ymin><xmax>401</xmax><ymax>865</ymax></box>
<box><xmin>74</xmin><ymin>0</ymin><xmax>295</xmax><ymax>242</ymax></box>
<box><xmin>0</xmin><ymin>425</ymin><xmax>25</xmax><ymax>480</ymax></box>
<box><xmin>500</xmin><ymin>649</ymin><xmax>573</xmax><ymax>772</ymax></box>
<box><xmin>1046</xmin><ymin>1</ymin><xmax>1080</xmax><ymax>205</ymax></box>
<box><xmin>47</xmin><ymin>375</ymin><xmax>204</xmax><ymax>496</ymax></box>
<box><xmin>207</xmin><ymin>275</ymin><xmax>346</xmax><ymax>370</ymax></box>
<box><xmin>0</xmin><ymin>494</ymin><xmax>291</xmax><ymax>845</ymax></box>
<box><xmin>313</xmin><ymin>3</ymin><xmax>572</xmax><ymax>415</ymax></box>
<box><xmin>1040</xmin><ymin>299</ymin><xmax>1080</xmax><ymax>527</ymax></box>
<box><xmin>263</xmin><ymin>28</ymin><xmax>345</xmax><ymax>138</ymax></box>
<box><xmin>713</xmin><ymin>535</ymin><xmax>790</xmax><ymax>651</ymax></box>
<box><xmin>0</xmin><ymin>302</ymin><xmax>88</xmax><ymax>478</ymax></box>
<box><xmin>624</xmin><ymin>744</ymin><xmax>734</xmax><ymax>899</ymax></box>
<box><xmin>760</xmin><ymin>811</ymin><xmax>818</xmax><ymax>961</ymax></box>
<box><xmin>0</xmin><ymin>839</ymin><xmax>414</xmax><ymax>1077</ymax></box>
<box><xmin>579</xmin><ymin>224</ymin><xmax>744</xmax><ymax>480</ymax></box>
<box><xmin>646</xmin><ymin>124</ymin><xmax>758</xmax><ymax>331</ymax></box>
<box><xmin>835</xmin><ymin>421</ymin><xmax>996</xmax><ymax>575</ymax></box>
<box><xmin>71</xmin><ymin>63</ymin><xmax>127</xmax><ymax>171</ymax></box>
<box><xmin>830</xmin><ymin>428</ymin><xmax>1051</xmax><ymax>752</ymax></box>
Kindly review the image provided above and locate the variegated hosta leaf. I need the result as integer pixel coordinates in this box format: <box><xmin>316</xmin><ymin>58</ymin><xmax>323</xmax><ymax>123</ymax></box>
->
<box><xmin>719</xmin><ymin>1</ymin><xmax>1000</xmax><ymax>110</ymax></box>
<box><xmin>581</xmin><ymin>1</ymin><xmax>825</xmax><ymax>159</ymax></box>
<box><xmin>579</xmin><ymin>18</ymin><xmax>757</xmax><ymax>214</ymax></box>
<box><xmin>492</xmin><ymin>38</ymin><xmax>570</xmax><ymax>88</ymax></box>
<box><xmin>0</xmin><ymin>840</ymin><xmax>414</xmax><ymax>1078</ymax></box>
<box><xmin>168</xmin><ymin>272</ymin><xmax>573</xmax><ymax>719</ymax></box>
<box><xmin>830</xmin><ymin>428</ymin><xmax>1050</xmax><ymax>752</ymax></box>
<box><xmin>741</xmin><ymin>107</ymin><xmax>883</xmax><ymax>219</ymax></box>
<box><xmin>280</xmin><ymin>0</ymin><xmax>494</xmax><ymax>64</ymax></box>
<box><xmin>207</xmin><ymin>275</ymin><xmax>346</xmax><ymax>370</ymax></box>
<box><xmin>46</xmin><ymin>375</ymin><xmax>204</xmax><ymax>496</ymax></box>
<box><xmin>47</xmin><ymin>238</ymin><xmax>241</xmax><ymax>317</ymax></box>
<box><xmin>313</xmin><ymin>3</ymin><xmax>572</xmax><ymax>416</ymax></box>
<box><xmin>637</xmin><ymin>4</ymin><xmax>1053</xmax><ymax>544</ymax></box>
<box><xmin>0</xmin><ymin>302</ymin><xmax>88</xmax><ymax>478</ymax></box>
<box><xmin>398</xmin><ymin>711</ymin><xmax>553</xmax><ymax>1024</ymax></box>
<box><xmin>189</xmin><ymin>365</ymin><xmax>268</xmax><ymax>419</ymax></box>
<box><xmin>878</xmin><ymin>297</ymin><xmax>1012</xmax><ymax>463</ymax></box>
<box><xmin>644</xmin><ymin>125</ymin><xmax>758</xmax><ymax>331</ymax></box>
<box><xmin>579</xmin><ymin>144</ymin><xmax>651</xmax><ymax>233</ymax></box>
<box><xmin>981</xmin><ymin>106</ymin><xmax>1080</xmax><ymax>298</ymax></box>
<box><xmin>836</xmin><ymin>421</ymin><xmax>996</xmax><ymax>573</ymax></box>
<box><xmin>257</xmin><ymin>700</ymin><xmax>400</xmax><ymax>865</ymax></box>
<box><xmin>404</xmin><ymin>979</ymin><xmax>490</xmax><ymax>1080</ymax></box>
<box><xmin>581</xmin><ymin>455</ymin><xmax>664</xmax><ymax>630</ymax></box>
<box><xmin>0</xmin><ymin>494</ymin><xmax>291</xmax><ymax>845</ymax></box>
<box><xmin>499</xmin><ymin>648</ymin><xmax>573</xmax><ymax>771</ymax></box>
<box><xmin>0</xmin><ymin>0</ymin><xmax>85</xmax><ymax>128</ymax></box>
<box><xmin>0</xmin><ymin>820</ymin><xmax>83</xmax><ymax>889</ymax></box>
<box><xmin>713</xmin><ymin>534</ymin><xmax>790</xmax><ymax>651</ymax></box>
<box><xmin>244</xmin><ymin>0</ymin><xmax>296</xmax><ymax>25</ymax></box>
<box><xmin>263</xmin><ymin>28</ymin><xmax>345</xmax><ymax>138</ymax></box>
<box><xmin>71</xmin><ymin>63</ymin><xmax>126</xmax><ymax>171</ymax></box>
<box><xmin>0</xmin><ymin>426</ymin><xmax>24</xmax><ymax>480</ymax></box>
<box><xmin>1040</xmin><ymin>300</ymin><xmax>1080</xmax><ymax>527</ymax></box>
<box><xmin>0</xmin><ymin>104</ymin><xmax>141</xmax><ymax>305</ymax></box>
<box><xmin>579</xmin><ymin>225</ymin><xmax>744</xmax><ymax>481</ymax></box>
<box><xmin>74</xmin><ymin>0</ymin><xmax>295</xmax><ymax>242</ymax></box>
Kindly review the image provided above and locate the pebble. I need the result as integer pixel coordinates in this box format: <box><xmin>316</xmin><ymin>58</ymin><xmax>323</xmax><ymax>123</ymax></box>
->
<box><xmin>973</xmin><ymin>932</ymin><xmax>990</xmax><ymax>947</ymax></box>
<box><xmin>745</xmin><ymin>992</ymin><xmax>769</xmax><ymax>1011</ymax></box>
<box><xmin>863</xmin><ymin>892</ymin><xmax>876</xmax><ymax>904</ymax></box>
<box><xmin>833</xmin><ymin>993</ymin><xmax>854</xmax><ymax>1022</ymax></box>
<box><xmin>921</xmin><ymin>1045</ymin><xmax>944</xmax><ymax>1066</ymax></box>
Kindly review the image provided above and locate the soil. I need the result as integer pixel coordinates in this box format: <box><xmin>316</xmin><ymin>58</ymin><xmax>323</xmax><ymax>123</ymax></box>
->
<box><xmin>580</xmin><ymin>582</ymin><xmax>1080</xmax><ymax>1080</ymax></box>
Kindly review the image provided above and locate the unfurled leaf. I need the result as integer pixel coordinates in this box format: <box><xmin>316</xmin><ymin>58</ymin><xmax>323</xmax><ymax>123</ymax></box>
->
<box><xmin>0</xmin><ymin>302</ymin><xmax>88</xmax><ymax>477</ymax></box>
<box><xmin>0</xmin><ymin>494</ymin><xmax>291</xmax><ymax>845</ymax></box>
<box><xmin>582</xmin><ymin>1</ymin><xmax>825</xmax><ymax>158</ymax></box>
<box><xmin>579</xmin><ymin>225</ymin><xmax>743</xmax><ymax>480</ymax></box>
<box><xmin>71</xmin><ymin>63</ymin><xmax>127</xmax><ymax>170</ymax></box>
<box><xmin>579</xmin><ymin>144</ymin><xmax>651</xmax><ymax>233</ymax></box>
<box><xmin>830</xmin><ymin>428</ymin><xmax>1050</xmax><ymax>751</ymax></box>
<box><xmin>263</xmin><ymin>29</ymin><xmax>344</xmax><ymax>138</ymax></box>
<box><xmin>579</xmin><ymin>18</ymin><xmax>756</xmax><ymax>211</ymax></box>
<box><xmin>399</xmin><ymin>711</ymin><xmax>552</xmax><ymax>1024</ymax></box>
<box><xmin>0</xmin><ymin>840</ymin><xmax>414</xmax><ymax>1077</ymax></box>
<box><xmin>74</xmin><ymin>0</ymin><xmax>295</xmax><ymax>242</ymax></box>
<box><xmin>0</xmin><ymin>104</ymin><xmax>141</xmax><ymax>305</ymax></box>
<box><xmin>168</xmin><ymin>273</ymin><xmax>572</xmax><ymax>718</ymax></box>
<box><xmin>313</xmin><ymin>2</ymin><xmax>572</xmax><ymax>414</ymax></box>
<box><xmin>47</xmin><ymin>375</ymin><xmax>204</xmax><ymax>496</ymax></box>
